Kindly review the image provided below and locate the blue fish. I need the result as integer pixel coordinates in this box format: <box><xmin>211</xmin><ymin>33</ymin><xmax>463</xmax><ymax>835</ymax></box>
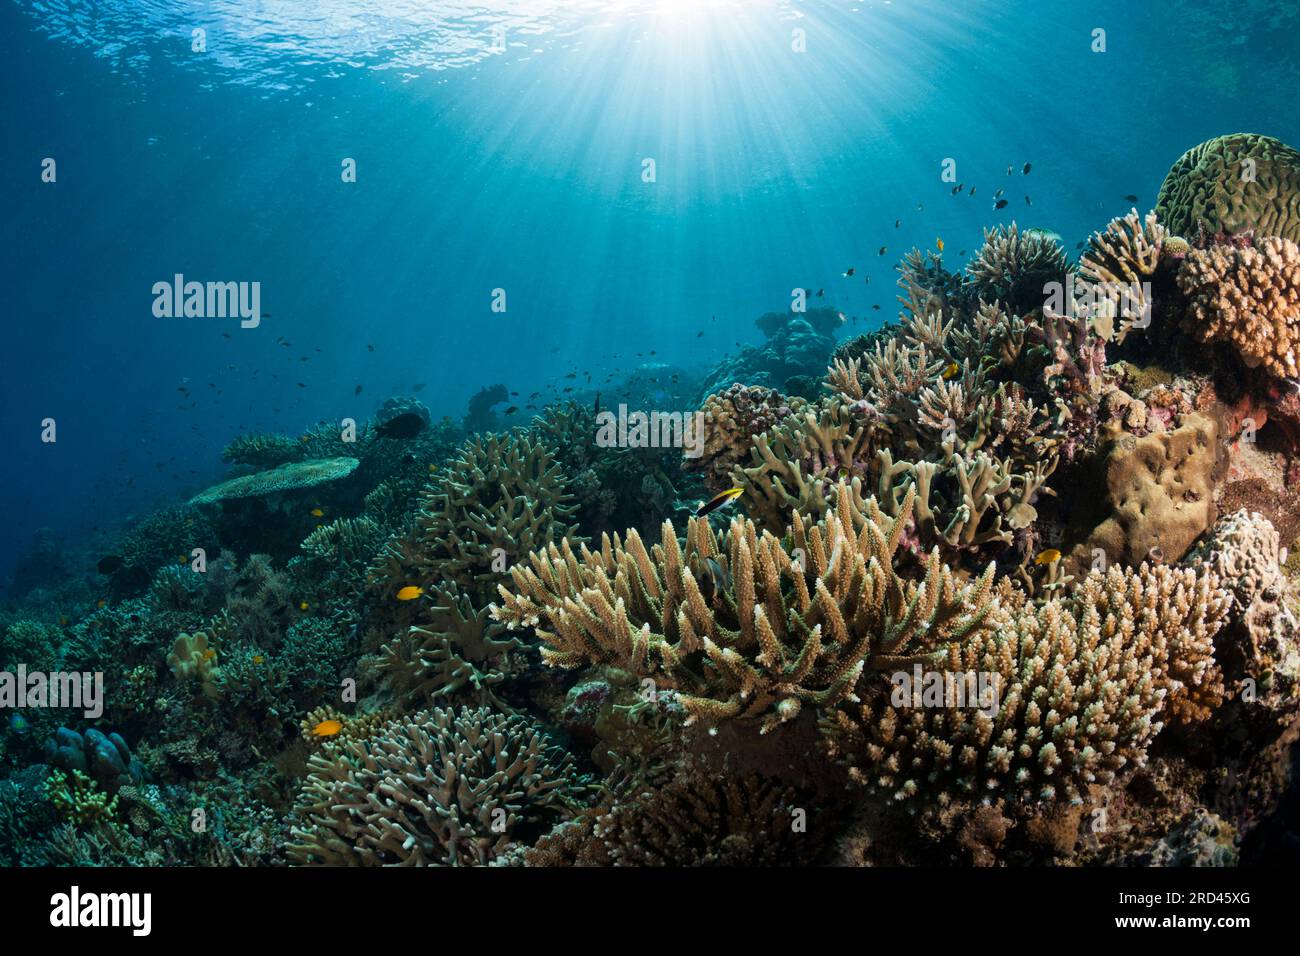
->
<box><xmin>8</xmin><ymin>713</ymin><xmax>30</xmax><ymax>734</ymax></box>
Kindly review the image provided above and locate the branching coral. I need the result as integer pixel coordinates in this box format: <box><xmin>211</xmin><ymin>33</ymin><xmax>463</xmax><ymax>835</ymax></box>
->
<box><xmin>374</xmin><ymin>583</ymin><xmax>525</xmax><ymax>710</ymax></box>
<box><xmin>1077</xmin><ymin>210</ymin><xmax>1170</xmax><ymax>344</ymax></box>
<box><xmin>287</xmin><ymin>706</ymin><xmax>589</xmax><ymax>866</ymax></box>
<box><xmin>493</xmin><ymin>481</ymin><xmax>1000</xmax><ymax>733</ymax></box>
<box><xmin>690</xmin><ymin>384</ymin><xmax>805</xmax><ymax>493</ymax></box>
<box><xmin>967</xmin><ymin>223</ymin><xmax>1071</xmax><ymax>315</ymax></box>
<box><xmin>824</xmin><ymin>564</ymin><xmax>1229</xmax><ymax>805</ymax></box>
<box><xmin>44</xmin><ymin>769</ymin><xmax>119</xmax><ymax>826</ymax></box>
<box><xmin>1177</xmin><ymin>236</ymin><xmax>1300</xmax><ymax>379</ymax></box>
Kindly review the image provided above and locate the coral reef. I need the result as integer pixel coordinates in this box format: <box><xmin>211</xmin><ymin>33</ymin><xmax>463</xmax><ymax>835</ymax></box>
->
<box><xmin>287</xmin><ymin>706</ymin><xmax>589</xmax><ymax>866</ymax></box>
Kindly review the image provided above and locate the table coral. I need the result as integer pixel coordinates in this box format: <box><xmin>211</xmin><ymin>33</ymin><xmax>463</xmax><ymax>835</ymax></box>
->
<box><xmin>189</xmin><ymin>457</ymin><xmax>360</xmax><ymax>505</ymax></box>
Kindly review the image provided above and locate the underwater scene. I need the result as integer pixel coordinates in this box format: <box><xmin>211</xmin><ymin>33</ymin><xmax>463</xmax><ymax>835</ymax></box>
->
<box><xmin>3</xmin><ymin>0</ymin><xmax>1300</xmax><ymax>882</ymax></box>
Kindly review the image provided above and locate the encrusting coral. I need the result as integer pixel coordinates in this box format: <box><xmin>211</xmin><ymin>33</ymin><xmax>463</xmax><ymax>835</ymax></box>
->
<box><xmin>1177</xmin><ymin>236</ymin><xmax>1300</xmax><ymax>380</ymax></box>
<box><xmin>287</xmin><ymin>706</ymin><xmax>589</xmax><ymax>866</ymax></box>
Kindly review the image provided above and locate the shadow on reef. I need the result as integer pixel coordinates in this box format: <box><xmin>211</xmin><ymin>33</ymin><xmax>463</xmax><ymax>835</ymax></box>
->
<box><xmin>4</xmin><ymin>132</ymin><xmax>1300</xmax><ymax>865</ymax></box>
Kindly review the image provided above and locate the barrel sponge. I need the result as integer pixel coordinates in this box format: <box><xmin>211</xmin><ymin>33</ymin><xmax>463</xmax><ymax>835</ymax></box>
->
<box><xmin>188</xmin><ymin>456</ymin><xmax>359</xmax><ymax>504</ymax></box>
<box><xmin>1156</xmin><ymin>133</ymin><xmax>1300</xmax><ymax>241</ymax></box>
<box><xmin>1082</xmin><ymin>412</ymin><xmax>1219</xmax><ymax>567</ymax></box>
<box><xmin>1177</xmin><ymin>237</ymin><xmax>1300</xmax><ymax>380</ymax></box>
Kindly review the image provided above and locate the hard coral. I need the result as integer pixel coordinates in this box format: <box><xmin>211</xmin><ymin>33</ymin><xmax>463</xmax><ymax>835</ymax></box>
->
<box><xmin>189</xmin><ymin>457</ymin><xmax>360</xmax><ymax>505</ymax></box>
<box><xmin>1178</xmin><ymin>236</ymin><xmax>1300</xmax><ymax>380</ymax></box>
<box><xmin>689</xmin><ymin>383</ymin><xmax>804</xmax><ymax>493</ymax></box>
<box><xmin>287</xmin><ymin>706</ymin><xmax>588</xmax><ymax>866</ymax></box>
<box><xmin>493</xmin><ymin>481</ymin><xmax>1000</xmax><ymax>734</ymax></box>
<box><xmin>1156</xmin><ymin>133</ymin><xmax>1300</xmax><ymax>243</ymax></box>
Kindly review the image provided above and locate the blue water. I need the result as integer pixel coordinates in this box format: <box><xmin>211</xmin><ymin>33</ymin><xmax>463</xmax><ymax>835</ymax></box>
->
<box><xmin>2</xmin><ymin>0</ymin><xmax>1298</xmax><ymax>584</ymax></box>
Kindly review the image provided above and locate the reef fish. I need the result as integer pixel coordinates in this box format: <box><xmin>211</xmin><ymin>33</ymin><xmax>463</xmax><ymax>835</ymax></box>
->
<box><xmin>97</xmin><ymin>555</ymin><xmax>124</xmax><ymax>575</ymax></box>
<box><xmin>695</xmin><ymin>487</ymin><xmax>743</xmax><ymax>518</ymax></box>
<box><xmin>1034</xmin><ymin>548</ymin><xmax>1062</xmax><ymax>565</ymax></box>
<box><xmin>395</xmin><ymin>585</ymin><xmax>425</xmax><ymax>601</ymax></box>
<box><xmin>376</xmin><ymin>412</ymin><xmax>426</xmax><ymax>439</ymax></box>
<box><xmin>941</xmin><ymin>361</ymin><xmax>960</xmax><ymax>380</ymax></box>
<box><xmin>311</xmin><ymin>720</ymin><xmax>343</xmax><ymax>738</ymax></box>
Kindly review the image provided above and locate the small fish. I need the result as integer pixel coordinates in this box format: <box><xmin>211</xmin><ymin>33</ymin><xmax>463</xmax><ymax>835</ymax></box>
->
<box><xmin>815</xmin><ymin>288</ymin><xmax>824</xmax><ymax>297</ymax></box>
<box><xmin>376</xmin><ymin>412</ymin><xmax>426</xmax><ymax>439</ymax></box>
<box><xmin>251</xmin><ymin>655</ymin><xmax>264</xmax><ymax>666</ymax></box>
<box><xmin>894</xmin><ymin>219</ymin><xmax>901</xmax><ymax>228</ymax></box>
<box><xmin>96</xmin><ymin>599</ymin><xmax>107</xmax><ymax>609</ymax></box>
<box><xmin>1122</xmin><ymin>194</ymin><xmax>1138</xmax><ymax>203</ymax></box>
<box><xmin>1006</xmin><ymin>165</ymin><xmax>1013</xmax><ymax>176</ymax></box>
<box><xmin>994</xmin><ymin>199</ymin><xmax>1009</xmax><ymax>210</ymax></box>
<box><xmin>936</xmin><ymin>237</ymin><xmax>944</xmax><ymax>252</ymax></box>
<box><xmin>504</xmin><ymin>406</ymin><xmax>519</xmax><ymax>415</ymax></box>
<box><xmin>1022</xmin><ymin>162</ymin><xmax>1032</xmax><ymax>175</ymax></box>
<box><xmin>1034</xmin><ymin>548</ymin><xmax>1062</xmax><ymax>566</ymax></box>
<box><xmin>311</xmin><ymin>719</ymin><xmax>343</xmax><ymax>738</ymax></box>
<box><xmin>201</xmin><ymin>649</ymin><xmax>216</xmax><ymax>661</ymax></box>
<box><xmin>1024</xmin><ymin>195</ymin><xmax>1032</xmax><ymax>206</ymax></box>
<box><xmin>871</xmin><ymin>304</ymin><xmax>881</xmax><ymax>310</ymax></box>
<box><xmin>310</xmin><ymin>508</ymin><xmax>325</xmax><ymax>517</ymax></box>
<box><xmin>994</xmin><ymin>188</ymin><xmax>1004</xmax><ymax>199</ymax></box>
<box><xmin>97</xmin><ymin>555</ymin><xmax>124</xmax><ymax>575</ymax></box>
<box><xmin>695</xmin><ymin>487</ymin><xmax>744</xmax><ymax>518</ymax></box>
<box><xmin>354</xmin><ymin>385</ymin><xmax>363</xmax><ymax>396</ymax></box>
<box><xmin>878</xmin><ymin>246</ymin><xmax>887</xmax><ymax>256</ymax></box>
<box><xmin>941</xmin><ymin>361</ymin><xmax>960</xmax><ymax>380</ymax></box>
<box><xmin>969</xmin><ymin>186</ymin><xmax>977</xmax><ymax>196</ymax></box>
<box><xmin>396</xmin><ymin>585</ymin><xmax>425</xmax><ymax>601</ymax></box>
<box><xmin>9</xmin><ymin>713</ymin><xmax>30</xmax><ymax>734</ymax></box>
<box><xmin>843</xmin><ymin>267</ymin><xmax>855</xmax><ymax>277</ymax></box>
<box><xmin>367</xmin><ymin>344</ymin><xmax>375</xmax><ymax>352</ymax></box>
<box><xmin>428</xmin><ymin>464</ymin><xmax>438</xmax><ymax>473</ymax></box>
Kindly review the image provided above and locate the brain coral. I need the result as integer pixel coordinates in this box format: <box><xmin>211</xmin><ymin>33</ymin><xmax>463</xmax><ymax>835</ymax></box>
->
<box><xmin>287</xmin><ymin>706</ymin><xmax>588</xmax><ymax>866</ymax></box>
<box><xmin>1156</xmin><ymin>133</ymin><xmax>1300</xmax><ymax>242</ymax></box>
<box><xmin>1177</xmin><ymin>236</ymin><xmax>1300</xmax><ymax>379</ymax></box>
<box><xmin>188</xmin><ymin>457</ymin><xmax>359</xmax><ymax>504</ymax></box>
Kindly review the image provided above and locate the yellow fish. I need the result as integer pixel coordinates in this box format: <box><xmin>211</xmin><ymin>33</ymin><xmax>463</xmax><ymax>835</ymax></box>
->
<box><xmin>396</xmin><ymin>585</ymin><xmax>424</xmax><ymax>601</ymax></box>
<box><xmin>695</xmin><ymin>487</ymin><xmax>744</xmax><ymax>518</ymax></box>
<box><xmin>1035</xmin><ymin>548</ymin><xmax>1062</xmax><ymax>565</ymax></box>
<box><xmin>202</xmin><ymin>649</ymin><xmax>217</xmax><ymax>661</ymax></box>
<box><xmin>936</xmin><ymin>237</ymin><xmax>945</xmax><ymax>252</ymax></box>
<box><xmin>300</xmin><ymin>601</ymin><xmax>310</xmax><ymax>611</ymax></box>
<box><xmin>310</xmin><ymin>508</ymin><xmax>325</xmax><ymax>518</ymax></box>
<box><xmin>252</xmin><ymin>654</ymin><xmax>264</xmax><ymax>665</ymax></box>
<box><xmin>311</xmin><ymin>719</ymin><xmax>343</xmax><ymax>738</ymax></box>
<box><xmin>428</xmin><ymin>464</ymin><xmax>438</xmax><ymax>473</ymax></box>
<box><xmin>941</xmin><ymin>361</ymin><xmax>960</xmax><ymax>380</ymax></box>
<box><xmin>96</xmin><ymin>599</ymin><xmax>107</xmax><ymax>609</ymax></box>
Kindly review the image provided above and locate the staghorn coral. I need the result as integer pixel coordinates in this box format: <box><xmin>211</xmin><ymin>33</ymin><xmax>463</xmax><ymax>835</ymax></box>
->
<box><xmin>824</xmin><ymin>564</ymin><xmax>1229</xmax><ymax>806</ymax></box>
<box><xmin>493</xmin><ymin>481</ymin><xmax>1000</xmax><ymax>733</ymax></box>
<box><xmin>967</xmin><ymin>223</ymin><xmax>1071</xmax><ymax>315</ymax></box>
<box><xmin>189</xmin><ymin>457</ymin><xmax>360</xmax><ymax>505</ymax></box>
<box><xmin>1156</xmin><ymin>133</ymin><xmax>1300</xmax><ymax>243</ymax></box>
<box><xmin>1177</xmin><ymin>236</ymin><xmax>1300</xmax><ymax>380</ymax></box>
<box><xmin>287</xmin><ymin>706</ymin><xmax>589</xmax><ymax>866</ymax></box>
<box><xmin>690</xmin><ymin>384</ymin><xmax>805</xmax><ymax>493</ymax></box>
